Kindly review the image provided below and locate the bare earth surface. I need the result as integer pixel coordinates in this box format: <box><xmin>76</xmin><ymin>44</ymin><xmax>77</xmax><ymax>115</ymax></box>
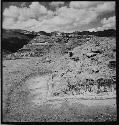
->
<box><xmin>2</xmin><ymin>57</ymin><xmax>117</xmax><ymax>122</ymax></box>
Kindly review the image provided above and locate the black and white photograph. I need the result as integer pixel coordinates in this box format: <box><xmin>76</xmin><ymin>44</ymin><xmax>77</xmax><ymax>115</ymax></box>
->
<box><xmin>1</xmin><ymin>1</ymin><xmax>116</xmax><ymax>122</ymax></box>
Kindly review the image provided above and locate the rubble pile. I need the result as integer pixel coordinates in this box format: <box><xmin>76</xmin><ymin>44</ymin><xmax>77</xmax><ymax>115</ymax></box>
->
<box><xmin>4</xmin><ymin>30</ymin><xmax>116</xmax><ymax>97</ymax></box>
<box><xmin>47</xmin><ymin>36</ymin><xmax>116</xmax><ymax>97</ymax></box>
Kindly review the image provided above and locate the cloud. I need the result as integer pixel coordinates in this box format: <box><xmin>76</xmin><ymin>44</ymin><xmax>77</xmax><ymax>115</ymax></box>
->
<box><xmin>29</xmin><ymin>2</ymin><xmax>47</xmax><ymax>14</ymax></box>
<box><xmin>3</xmin><ymin>2</ymin><xmax>52</xmax><ymax>27</ymax></box>
<box><xmin>3</xmin><ymin>2</ymin><xmax>115</xmax><ymax>32</ymax></box>
<box><xmin>70</xmin><ymin>1</ymin><xmax>115</xmax><ymax>14</ymax></box>
<box><xmin>96</xmin><ymin>2</ymin><xmax>115</xmax><ymax>14</ymax></box>
<box><xmin>3</xmin><ymin>17</ymin><xmax>16</xmax><ymax>27</ymax></box>
<box><xmin>88</xmin><ymin>16</ymin><xmax>116</xmax><ymax>31</ymax></box>
<box><xmin>3</xmin><ymin>6</ymin><xmax>20</xmax><ymax>18</ymax></box>
<box><xmin>101</xmin><ymin>16</ymin><xmax>116</xmax><ymax>29</ymax></box>
<box><xmin>70</xmin><ymin>1</ymin><xmax>100</xmax><ymax>9</ymax></box>
<box><xmin>27</xmin><ymin>6</ymin><xmax>98</xmax><ymax>32</ymax></box>
<box><xmin>88</xmin><ymin>28</ymin><xmax>97</xmax><ymax>32</ymax></box>
<box><xmin>13</xmin><ymin>19</ymin><xmax>39</xmax><ymax>29</ymax></box>
<box><xmin>56</xmin><ymin>6</ymin><xmax>98</xmax><ymax>24</ymax></box>
<box><xmin>50</xmin><ymin>2</ymin><xmax>65</xmax><ymax>7</ymax></box>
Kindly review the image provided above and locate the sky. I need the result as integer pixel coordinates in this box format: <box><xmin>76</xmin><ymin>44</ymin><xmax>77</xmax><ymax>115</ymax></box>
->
<box><xmin>2</xmin><ymin>1</ymin><xmax>116</xmax><ymax>33</ymax></box>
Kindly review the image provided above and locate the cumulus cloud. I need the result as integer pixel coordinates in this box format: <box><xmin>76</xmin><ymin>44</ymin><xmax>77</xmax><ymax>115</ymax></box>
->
<box><xmin>70</xmin><ymin>1</ymin><xmax>115</xmax><ymax>13</ymax></box>
<box><xmin>3</xmin><ymin>17</ymin><xmax>16</xmax><ymax>27</ymax></box>
<box><xmin>3</xmin><ymin>6</ymin><xmax>19</xmax><ymax>18</ymax></box>
<box><xmin>50</xmin><ymin>2</ymin><xmax>64</xmax><ymax>7</ymax></box>
<box><xmin>101</xmin><ymin>16</ymin><xmax>116</xmax><ymax>29</ymax></box>
<box><xmin>70</xmin><ymin>1</ymin><xmax>100</xmax><ymax>9</ymax></box>
<box><xmin>96</xmin><ymin>2</ymin><xmax>115</xmax><ymax>14</ymax></box>
<box><xmin>56</xmin><ymin>6</ymin><xmax>98</xmax><ymax>25</ymax></box>
<box><xmin>88</xmin><ymin>28</ymin><xmax>97</xmax><ymax>32</ymax></box>
<box><xmin>3</xmin><ymin>1</ymin><xmax>115</xmax><ymax>32</ymax></box>
<box><xmin>3</xmin><ymin>2</ymin><xmax>52</xmax><ymax>27</ymax></box>
<box><xmin>88</xmin><ymin>16</ymin><xmax>116</xmax><ymax>32</ymax></box>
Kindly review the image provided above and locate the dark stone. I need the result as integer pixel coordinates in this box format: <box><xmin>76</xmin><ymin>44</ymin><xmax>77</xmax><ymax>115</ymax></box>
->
<box><xmin>69</xmin><ymin>52</ymin><xmax>73</xmax><ymax>57</ymax></box>
<box><xmin>71</xmin><ymin>57</ymin><xmax>79</xmax><ymax>62</ymax></box>
<box><xmin>108</xmin><ymin>61</ymin><xmax>116</xmax><ymax>69</ymax></box>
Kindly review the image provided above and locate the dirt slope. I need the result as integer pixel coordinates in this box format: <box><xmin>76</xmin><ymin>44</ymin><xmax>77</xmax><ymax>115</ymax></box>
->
<box><xmin>2</xmin><ymin>35</ymin><xmax>116</xmax><ymax>122</ymax></box>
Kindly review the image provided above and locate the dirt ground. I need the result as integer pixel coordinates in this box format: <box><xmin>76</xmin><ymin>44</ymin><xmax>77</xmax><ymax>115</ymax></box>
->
<box><xmin>2</xmin><ymin>58</ymin><xmax>117</xmax><ymax>122</ymax></box>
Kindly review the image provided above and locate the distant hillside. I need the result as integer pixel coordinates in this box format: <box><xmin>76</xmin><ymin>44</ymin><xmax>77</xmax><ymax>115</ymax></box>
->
<box><xmin>2</xmin><ymin>28</ymin><xmax>116</xmax><ymax>59</ymax></box>
<box><xmin>75</xmin><ymin>29</ymin><xmax>116</xmax><ymax>37</ymax></box>
<box><xmin>2</xmin><ymin>29</ymin><xmax>37</xmax><ymax>55</ymax></box>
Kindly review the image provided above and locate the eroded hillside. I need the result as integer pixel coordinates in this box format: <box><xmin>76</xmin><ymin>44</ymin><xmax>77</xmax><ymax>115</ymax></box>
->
<box><xmin>3</xmin><ymin>32</ymin><xmax>116</xmax><ymax>97</ymax></box>
<box><xmin>2</xmin><ymin>30</ymin><xmax>116</xmax><ymax>122</ymax></box>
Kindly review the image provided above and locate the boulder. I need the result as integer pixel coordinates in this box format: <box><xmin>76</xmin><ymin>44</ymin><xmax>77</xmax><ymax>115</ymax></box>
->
<box><xmin>86</xmin><ymin>52</ymin><xmax>97</xmax><ymax>58</ymax></box>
